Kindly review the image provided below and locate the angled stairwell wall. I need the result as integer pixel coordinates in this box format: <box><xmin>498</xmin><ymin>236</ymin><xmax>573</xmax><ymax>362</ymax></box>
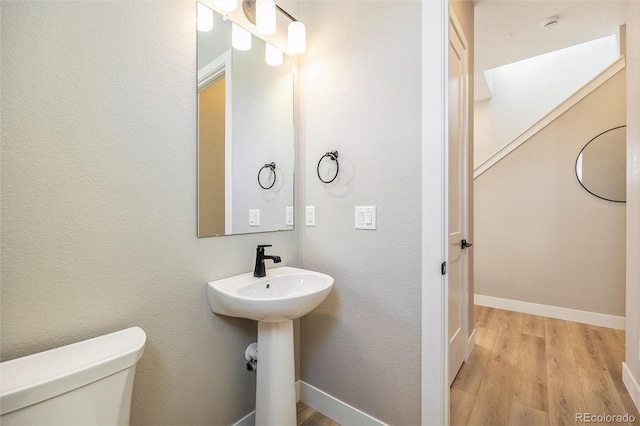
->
<box><xmin>475</xmin><ymin>35</ymin><xmax>620</xmax><ymax>169</ymax></box>
<box><xmin>474</xmin><ymin>66</ymin><xmax>626</xmax><ymax>322</ymax></box>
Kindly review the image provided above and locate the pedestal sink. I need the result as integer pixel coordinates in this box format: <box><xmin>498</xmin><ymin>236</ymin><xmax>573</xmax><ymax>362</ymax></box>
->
<box><xmin>207</xmin><ymin>266</ymin><xmax>333</xmax><ymax>425</ymax></box>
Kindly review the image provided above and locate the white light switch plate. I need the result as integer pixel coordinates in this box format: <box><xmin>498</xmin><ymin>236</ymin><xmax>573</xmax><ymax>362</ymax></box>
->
<box><xmin>305</xmin><ymin>206</ymin><xmax>315</xmax><ymax>226</ymax></box>
<box><xmin>286</xmin><ymin>207</ymin><xmax>294</xmax><ymax>226</ymax></box>
<box><xmin>355</xmin><ymin>206</ymin><xmax>376</xmax><ymax>230</ymax></box>
<box><xmin>249</xmin><ymin>209</ymin><xmax>260</xmax><ymax>226</ymax></box>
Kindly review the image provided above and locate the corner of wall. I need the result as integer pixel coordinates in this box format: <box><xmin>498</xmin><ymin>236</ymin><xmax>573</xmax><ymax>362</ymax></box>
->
<box><xmin>626</xmin><ymin>0</ymin><xmax>640</xmax><ymax>411</ymax></box>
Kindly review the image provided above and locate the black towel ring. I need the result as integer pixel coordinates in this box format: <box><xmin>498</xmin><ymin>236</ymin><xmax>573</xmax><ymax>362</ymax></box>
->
<box><xmin>258</xmin><ymin>162</ymin><xmax>277</xmax><ymax>189</ymax></box>
<box><xmin>317</xmin><ymin>150</ymin><xmax>339</xmax><ymax>184</ymax></box>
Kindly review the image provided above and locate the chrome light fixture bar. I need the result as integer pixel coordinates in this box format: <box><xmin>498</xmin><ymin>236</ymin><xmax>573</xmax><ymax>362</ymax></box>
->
<box><xmin>242</xmin><ymin>0</ymin><xmax>306</xmax><ymax>54</ymax></box>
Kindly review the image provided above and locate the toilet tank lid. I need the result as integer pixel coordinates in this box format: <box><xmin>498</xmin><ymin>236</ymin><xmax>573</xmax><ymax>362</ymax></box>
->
<box><xmin>0</xmin><ymin>326</ymin><xmax>146</xmax><ymax>416</ymax></box>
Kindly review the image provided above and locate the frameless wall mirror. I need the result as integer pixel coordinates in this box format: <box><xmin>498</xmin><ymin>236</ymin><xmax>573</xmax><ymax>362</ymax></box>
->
<box><xmin>575</xmin><ymin>125</ymin><xmax>626</xmax><ymax>203</ymax></box>
<box><xmin>197</xmin><ymin>3</ymin><xmax>294</xmax><ymax>237</ymax></box>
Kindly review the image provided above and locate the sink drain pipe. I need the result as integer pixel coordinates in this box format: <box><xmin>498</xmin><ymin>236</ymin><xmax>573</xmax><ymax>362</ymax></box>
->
<box><xmin>245</xmin><ymin>342</ymin><xmax>258</xmax><ymax>372</ymax></box>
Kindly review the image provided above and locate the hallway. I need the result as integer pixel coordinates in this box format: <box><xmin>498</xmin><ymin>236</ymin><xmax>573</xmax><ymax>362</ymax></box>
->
<box><xmin>451</xmin><ymin>306</ymin><xmax>639</xmax><ymax>425</ymax></box>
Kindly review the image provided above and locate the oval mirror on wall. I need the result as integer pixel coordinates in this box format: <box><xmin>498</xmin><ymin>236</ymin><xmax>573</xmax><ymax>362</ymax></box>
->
<box><xmin>575</xmin><ymin>125</ymin><xmax>626</xmax><ymax>203</ymax></box>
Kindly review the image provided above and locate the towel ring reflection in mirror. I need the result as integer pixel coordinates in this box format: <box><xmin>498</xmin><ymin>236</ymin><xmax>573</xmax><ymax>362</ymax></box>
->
<box><xmin>258</xmin><ymin>162</ymin><xmax>277</xmax><ymax>190</ymax></box>
<box><xmin>317</xmin><ymin>150</ymin><xmax>339</xmax><ymax>184</ymax></box>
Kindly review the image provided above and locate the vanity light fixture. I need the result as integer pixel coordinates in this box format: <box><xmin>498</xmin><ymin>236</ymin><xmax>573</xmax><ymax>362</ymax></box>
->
<box><xmin>197</xmin><ymin>2</ymin><xmax>214</xmax><ymax>32</ymax></box>
<box><xmin>232</xmin><ymin>23</ymin><xmax>252</xmax><ymax>51</ymax></box>
<box><xmin>256</xmin><ymin>0</ymin><xmax>276</xmax><ymax>35</ymax></box>
<box><xmin>242</xmin><ymin>0</ymin><xmax>306</xmax><ymax>54</ymax></box>
<box><xmin>287</xmin><ymin>21</ymin><xmax>306</xmax><ymax>54</ymax></box>
<box><xmin>265</xmin><ymin>43</ymin><xmax>283</xmax><ymax>66</ymax></box>
<box><xmin>214</xmin><ymin>0</ymin><xmax>238</xmax><ymax>12</ymax></box>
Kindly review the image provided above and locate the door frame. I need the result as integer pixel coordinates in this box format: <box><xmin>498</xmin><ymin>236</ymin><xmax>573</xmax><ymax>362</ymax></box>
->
<box><xmin>421</xmin><ymin>0</ymin><xmax>450</xmax><ymax>424</ymax></box>
<box><xmin>421</xmin><ymin>1</ymin><xmax>472</xmax><ymax>424</ymax></box>
<box><xmin>198</xmin><ymin>50</ymin><xmax>233</xmax><ymax>235</ymax></box>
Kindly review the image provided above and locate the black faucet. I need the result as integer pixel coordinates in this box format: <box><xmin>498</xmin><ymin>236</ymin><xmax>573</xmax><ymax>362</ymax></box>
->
<box><xmin>253</xmin><ymin>245</ymin><xmax>281</xmax><ymax>278</ymax></box>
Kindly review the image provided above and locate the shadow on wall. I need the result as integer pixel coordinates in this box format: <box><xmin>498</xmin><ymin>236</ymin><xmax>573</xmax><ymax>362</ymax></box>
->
<box><xmin>316</xmin><ymin>154</ymin><xmax>356</xmax><ymax>199</ymax></box>
<box><xmin>300</xmin><ymin>282</ymin><xmax>420</xmax><ymax>422</ymax></box>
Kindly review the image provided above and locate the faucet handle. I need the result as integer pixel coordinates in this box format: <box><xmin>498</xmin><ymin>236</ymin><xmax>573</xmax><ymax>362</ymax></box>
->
<box><xmin>257</xmin><ymin>244</ymin><xmax>272</xmax><ymax>249</ymax></box>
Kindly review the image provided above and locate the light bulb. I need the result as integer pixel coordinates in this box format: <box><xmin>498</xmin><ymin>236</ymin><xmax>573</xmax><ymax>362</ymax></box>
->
<box><xmin>197</xmin><ymin>2</ymin><xmax>214</xmax><ymax>32</ymax></box>
<box><xmin>265</xmin><ymin>43</ymin><xmax>283</xmax><ymax>66</ymax></box>
<box><xmin>256</xmin><ymin>0</ymin><xmax>276</xmax><ymax>35</ymax></box>
<box><xmin>288</xmin><ymin>21</ymin><xmax>306</xmax><ymax>54</ymax></box>
<box><xmin>232</xmin><ymin>23</ymin><xmax>251</xmax><ymax>51</ymax></box>
<box><xmin>214</xmin><ymin>0</ymin><xmax>238</xmax><ymax>12</ymax></box>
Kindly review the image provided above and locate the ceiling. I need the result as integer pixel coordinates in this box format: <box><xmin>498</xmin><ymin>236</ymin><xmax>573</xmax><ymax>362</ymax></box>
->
<box><xmin>474</xmin><ymin>0</ymin><xmax>627</xmax><ymax>99</ymax></box>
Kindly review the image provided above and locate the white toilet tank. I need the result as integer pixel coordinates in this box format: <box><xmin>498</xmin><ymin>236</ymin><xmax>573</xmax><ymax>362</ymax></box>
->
<box><xmin>0</xmin><ymin>327</ymin><xmax>146</xmax><ymax>425</ymax></box>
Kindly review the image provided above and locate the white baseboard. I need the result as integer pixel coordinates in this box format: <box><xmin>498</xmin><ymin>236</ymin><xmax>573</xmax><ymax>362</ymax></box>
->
<box><xmin>299</xmin><ymin>381</ymin><xmax>387</xmax><ymax>425</ymax></box>
<box><xmin>232</xmin><ymin>410</ymin><xmax>255</xmax><ymax>426</ymax></box>
<box><xmin>232</xmin><ymin>380</ymin><xmax>300</xmax><ymax>426</ymax></box>
<box><xmin>474</xmin><ymin>294</ymin><xmax>625</xmax><ymax>330</ymax></box>
<box><xmin>466</xmin><ymin>329</ymin><xmax>476</xmax><ymax>361</ymax></box>
<box><xmin>230</xmin><ymin>380</ymin><xmax>351</xmax><ymax>426</ymax></box>
<box><xmin>622</xmin><ymin>362</ymin><xmax>640</xmax><ymax>412</ymax></box>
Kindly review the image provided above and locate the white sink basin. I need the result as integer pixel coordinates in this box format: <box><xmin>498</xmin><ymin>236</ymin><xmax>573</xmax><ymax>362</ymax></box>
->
<box><xmin>207</xmin><ymin>266</ymin><xmax>334</xmax><ymax>322</ymax></box>
<box><xmin>207</xmin><ymin>266</ymin><xmax>334</xmax><ymax>425</ymax></box>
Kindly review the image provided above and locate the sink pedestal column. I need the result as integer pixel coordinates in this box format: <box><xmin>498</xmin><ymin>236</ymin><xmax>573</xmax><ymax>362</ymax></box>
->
<box><xmin>256</xmin><ymin>320</ymin><xmax>296</xmax><ymax>425</ymax></box>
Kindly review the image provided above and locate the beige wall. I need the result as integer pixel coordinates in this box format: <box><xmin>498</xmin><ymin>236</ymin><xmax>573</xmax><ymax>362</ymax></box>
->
<box><xmin>475</xmin><ymin>70</ymin><xmax>626</xmax><ymax>316</ymax></box>
<box><xmin>198</xmin><ymin>79</ymin><xmax>226</xmax><ymax>236</ymax></box>
<box><xmin>0</xmin><ymin>2</ymin><xmax>300</xmax><ymax>424</ymax></box>
<box><xmin>474</xmin><ymin>37</ymin><xmax>620</xmax><ymax>168</ymax></box>
<box><xmin>625</xmin><ymin>0</ymin><xmax>640</xmax><ymax>404</ymax></box>
<box><xmin>450</xmin><ymin>0</ymin><xmax>475</xmax><ymax>340</ymax></box>
<box><xmin>298</xmin><ymin>1</ymin><xmax>422</xmax><ymax>423</ymax></box>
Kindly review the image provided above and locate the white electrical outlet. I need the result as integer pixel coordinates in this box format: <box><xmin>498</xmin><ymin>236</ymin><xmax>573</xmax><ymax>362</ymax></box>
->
<box><xmin>305</xmin><ymin>206</ymin><xmax>315</xmax><ymax>226</ymax></box>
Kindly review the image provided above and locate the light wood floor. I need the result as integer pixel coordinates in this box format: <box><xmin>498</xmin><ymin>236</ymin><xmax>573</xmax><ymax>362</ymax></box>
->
<box><xmin>297</xmin><ymin>402</ymin><xmax>340</xmax><ymax>426</ymax></box>
<box><xmin>451</xmin><ymin>305</ymin><xmax>640</xmax><ymax>425</ymax></box>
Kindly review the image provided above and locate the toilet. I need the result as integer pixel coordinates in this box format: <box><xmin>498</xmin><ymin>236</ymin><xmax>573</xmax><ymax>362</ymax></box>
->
<box><xmin>0</xmin><ymin>326</ymin><xmax>146</xmax><ymax>425</ymax></box>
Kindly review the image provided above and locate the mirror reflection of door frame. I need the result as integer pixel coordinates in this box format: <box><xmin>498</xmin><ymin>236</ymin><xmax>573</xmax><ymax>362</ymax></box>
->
<box><xmin>198</xmin><ymin>50</ymin><xmax>233</xmax><ymax>235</ymax></box>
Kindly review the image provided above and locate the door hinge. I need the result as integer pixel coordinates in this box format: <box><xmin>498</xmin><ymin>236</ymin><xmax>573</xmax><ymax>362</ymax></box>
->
<box><xmin>441</xmin><ymin>261</ymin><xmax>447</xmax><ymax>276</ymax></box>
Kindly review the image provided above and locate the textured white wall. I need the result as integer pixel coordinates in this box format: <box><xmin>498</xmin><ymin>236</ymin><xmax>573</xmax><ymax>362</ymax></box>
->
<box><xmin>475</xmin><ymin>35</ymin><xmax>619</xmax><ymax>167</ymax></box>
<box><xmin>475</xmin><ymin>70</ymin><xmax>626</xmax><ymax>316</ymax></box>
<box><xmin>0</xmin><ymin>2</ymin><xmax>299</xmax><ymax>424</ymax></box>
<box><xmin>625</xmin><ymin>0</ymin><xmax>640</xmax><ymax>399</ymax></box>
<box><xmin>298</xmin><ymin>2</ymin><xmax>423</xmax><ymax>423</ymax></box>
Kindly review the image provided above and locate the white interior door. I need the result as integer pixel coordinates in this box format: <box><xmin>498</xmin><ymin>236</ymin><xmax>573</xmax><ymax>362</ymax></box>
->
<box><xmin>448</xmin><ymin>12</ymin><xmax>469</xmax><ymax>386</ymax></box>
